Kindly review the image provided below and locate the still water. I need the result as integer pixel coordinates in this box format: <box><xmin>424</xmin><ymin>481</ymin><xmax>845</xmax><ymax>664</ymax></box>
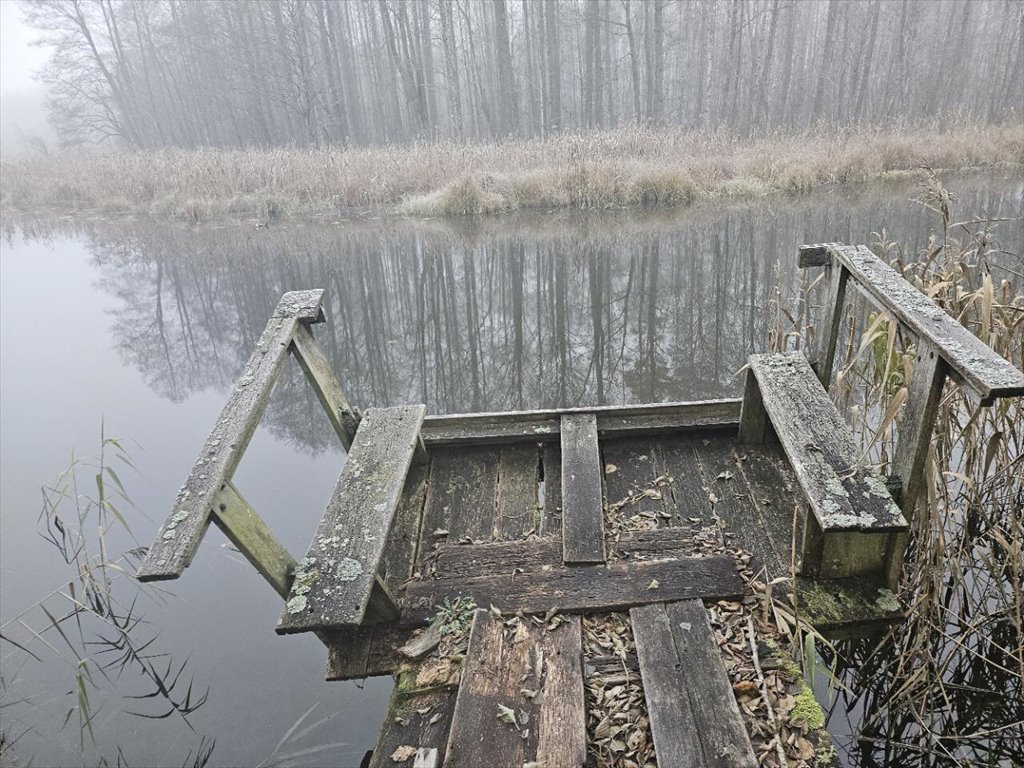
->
<box><xmin>2</xmin><ymin>175</ymin><xmax>1021</xmax><ymax>767</ymax></box>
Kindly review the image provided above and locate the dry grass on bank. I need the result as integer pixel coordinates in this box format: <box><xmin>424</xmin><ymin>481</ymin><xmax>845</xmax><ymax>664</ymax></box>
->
<box><xmin>1</xmin><ymin>122</ymin><xmax>1021</xmax><ymax>222</ymax></box>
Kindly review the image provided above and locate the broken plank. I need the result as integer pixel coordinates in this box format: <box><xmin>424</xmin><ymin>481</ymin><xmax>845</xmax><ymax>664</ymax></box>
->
<box><xmin>380</xmin><ymin>464</ymin><xmax>430</xmax><ymax>593</ymax></box>
<box><xmin>560</xmin><ymin>414</ymin><xmax>606</xmax><ymax>564</ymax></box>
<box><xmin>277</xmin><ymin>405</ymin><xmax>426</xmax><ymax>633</ymax></box>
<box><xmin>666</xmin><ymin>601</ymin><xmax>757</xmax><ymax>768</ymax></box>
<box><xmin>442</xmin><ymin>610</ymin><xmax>585</xmax><ymax>767</ymax></box>
<box><xmin>138</xmin><ymin>289</ymin><xmax>325</xmax><ymax>581</ymax></box>
<box><xmin>402</xmin><ymin>556</ymin><xmax>743</xmax><ymax>625</ymax></box>
<box><xmin>421</xmin><ymin>446</ymin><xmax>500</xmax><ymax>551</ymax></box>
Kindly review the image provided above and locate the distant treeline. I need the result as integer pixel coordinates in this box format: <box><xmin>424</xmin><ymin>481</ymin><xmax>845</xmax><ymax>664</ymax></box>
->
<box><xmin>23</xmin><ymin>0</ymin><xmax>1024</xmax><ymax>148</ymax></box>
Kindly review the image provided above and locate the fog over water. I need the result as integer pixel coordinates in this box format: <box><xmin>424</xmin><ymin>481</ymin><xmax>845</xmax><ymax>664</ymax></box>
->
<box><xmin>1</xmin><ymin>173</ymin><xmax>1021</xmax><ymax>766</ymax></box>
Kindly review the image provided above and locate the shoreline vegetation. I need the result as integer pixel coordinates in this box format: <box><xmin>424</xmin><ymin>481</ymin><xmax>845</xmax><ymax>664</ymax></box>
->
<box><xmin>2</xmin><ymin>122</ymin><xmax>1021</xmax><ymax>224</ymax></box>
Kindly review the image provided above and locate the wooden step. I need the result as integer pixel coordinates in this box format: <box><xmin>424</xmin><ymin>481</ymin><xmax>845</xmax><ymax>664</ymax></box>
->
<box><xmin>442</xmin><ymin>609</ymin><xmax>586</xmax><ymax>767</ymax></box>
<box><xmin>739</xmin><ymin>351</ymin><xmax>907</xmax><ymax>578</ymax></box>
<box><xmin>277</xmin><ymin>405</ymin><xmax>427</xmax><ymax>633</ymax></box>
<box><xmin>402</xmin><ymin>555</ymin><xmax>744</xmax><ymax>625</ymax></box>
<box><xmin>631</xmin><ymin>601</ymin><xmax>757</xmax><ymax>768</ymax></box>
<box><xmin>560</xmin><ymin>413</ymin><xmax>606</xmax><ymax>563</ymax></box>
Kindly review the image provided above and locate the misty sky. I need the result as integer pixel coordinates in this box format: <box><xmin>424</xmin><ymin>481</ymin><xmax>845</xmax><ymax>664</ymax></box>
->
<box><xmin>1</xmin><ymin>1</ymin><xmax>50</xmax><ymax>93</ymax></box>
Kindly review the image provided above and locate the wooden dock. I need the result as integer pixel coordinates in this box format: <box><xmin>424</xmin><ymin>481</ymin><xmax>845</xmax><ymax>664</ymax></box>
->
<box><xmin>136</xmin><ymin>244</ymin><xmax>1024</xmax><ymax>767</ymax></box>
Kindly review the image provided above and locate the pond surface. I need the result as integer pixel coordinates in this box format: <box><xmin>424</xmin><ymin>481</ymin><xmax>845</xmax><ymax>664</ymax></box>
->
<box><xmin>2</xmin><ymin>174</ymin><xmax>1021</xmax><ymax>767</ymax></box>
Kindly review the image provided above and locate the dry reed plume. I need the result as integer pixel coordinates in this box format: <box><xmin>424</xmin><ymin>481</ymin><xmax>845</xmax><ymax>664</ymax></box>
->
<box><xmin>1</xmin><ymin>122</ymin><xmax>1021</xmax><ymax>223</ymax></box>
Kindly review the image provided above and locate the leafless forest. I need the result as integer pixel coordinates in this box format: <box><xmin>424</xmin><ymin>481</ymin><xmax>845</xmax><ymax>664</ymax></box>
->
<box><xmin>23</xmin><ymin>0</ymin><xmax>1024</xmax><ymax>149</ymax></box>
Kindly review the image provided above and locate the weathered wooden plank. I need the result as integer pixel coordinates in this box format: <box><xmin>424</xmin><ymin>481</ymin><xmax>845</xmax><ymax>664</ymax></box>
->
<box><xmin>666</xmin><ymin>601</ymin><xmax>758</xmax><ymax>768</ymax></box>
<box><xmin>746</xmin><ymin>352</ymin><xmax>906</xmax><ymax>534</ymax></box>
<box><xmin>690</xmin><ymin>438</ymin><xmax>786</xmax><ymax>574</ymax></box>
<box><xmin>630</xmin><ymin>603</ymin><xmax>704</xmax><ymax>768</ymax></box>
<box><xmin>655</xmin><ymin>435</ymin><xmax>717</xmax><ymax>526</ymax></box>
<box><xmin>493</xmin><ymin>445</ymin><xmax>540</xmax><ymax>540</ymax></box>
<box><xmin>421</xmin><ymin>400</ymin><xmax>742</xmax><ymax>444</ymax></box>
<box><xmin>210</xmin><ymin>482</ymin><xmax>296</xmax><ymax>600</ymax></box>
<box><xmin>442</xmin><ymin>610</ymin><xmax>585</xmax><ymax>767</ymax></box>
<box><xmin>402</xmin><ymin>556</ymin><xmax>743</xmax><ymax>624</ymax></box>
<box><xmin>535</xmin><ymin>618</ymin><xmax>587</xmax><ymax>767</ymax></box>
<box><xmin>277</xmin><ymin>405</ymin><xmax>426</xmax><ymax>633</ymax></box>
<box><xmin>540</xmin><ymin>445</ymin><xmax>562</xmax><ymax>535</ymax></box>
<box><xmin>800</xmin><ymin>244</ymin><xmax>1024</xmax><ymax>405</ymax></box>
<box><xmin>290</xmin><ymin>322</ymin><xmax>356</xmax><ymax>451</ymax></box>
<box><xmin>560</xmin><ymin>414</ymin><xmax>606</xmax><ymax>563</ymax></box>
<box><xmin>369</xmin><ymin>684</ymin><xmax>456</xmax><ymax>768</ymax></box>
<box><xmin>138</xmin><ymin>289</ymin><xmax>325</xmax><ymax>581</ymax></box>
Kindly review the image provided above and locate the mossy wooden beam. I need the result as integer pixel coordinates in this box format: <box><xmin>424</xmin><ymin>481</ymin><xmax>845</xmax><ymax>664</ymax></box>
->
<box><xmin>210</xmin><ymin>481</ymin><xmax>297</xmax><ymax>599</ymax></box>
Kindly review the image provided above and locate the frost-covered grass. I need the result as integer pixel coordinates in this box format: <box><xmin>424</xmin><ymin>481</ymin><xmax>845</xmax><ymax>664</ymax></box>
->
<box><xmin>2</xmin><ymin>121</ymin><xmax>1021</xmax><ymax>222</ymax></box>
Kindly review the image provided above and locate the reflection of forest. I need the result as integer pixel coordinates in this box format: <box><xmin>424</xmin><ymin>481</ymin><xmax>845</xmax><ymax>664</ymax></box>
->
<box><xmin>35</xmin><ymin>179</ymin><xmax>1021</xmax><ymax>455</ymax></box>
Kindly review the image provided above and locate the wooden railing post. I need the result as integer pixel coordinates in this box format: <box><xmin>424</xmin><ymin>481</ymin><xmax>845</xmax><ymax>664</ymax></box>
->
<box><xmin>813</xmin><ymin>263</ymin><xmax>849</xmax><ymax>390</ymax></box>
<box><xmin>892</xmin><ymin>341</ymin><xmax>947</xmax><ymax>520</ymax></box>
<box><xmin>290</xmin><ymin>322</ymin><xmax>359</xmax><ymax>451</ymax></box>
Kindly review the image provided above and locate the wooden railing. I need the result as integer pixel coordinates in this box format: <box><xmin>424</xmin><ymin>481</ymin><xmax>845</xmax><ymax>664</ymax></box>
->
<box><xmin>799</xmin><ymin>243</ymin><xmax>1024</xmax><ymax>523</ymax></box>
<box><xmin>136</xmin><ymin>289</ymin><xmax>358</xmax><ymax>587</ymax></box>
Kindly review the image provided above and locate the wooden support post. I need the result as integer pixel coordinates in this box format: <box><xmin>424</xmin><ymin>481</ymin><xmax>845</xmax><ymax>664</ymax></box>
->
<box><xmin>737</xmin><ymin>367</ymin><xmax>768</xmax><ymax>444</ymax></box>
<box><xmin>813</xmin><ymin>264</ymin><xmax>849</xmax><ymax>389</ymax></box>
<box><xmin>210</xmin><ymin>482</ymin><xmax>297</xmax><ymax>599</ymax></box>
<box><xmin>290</xmin><ymin>322</ymin><xmax>357</xmax><ymax>451</ymax></box>
<box><xmin>886</xmin><ymin>342</ymin><xmax>946</xmax><ymax>588</ymax></box>
<box><xmin>892</xmin><ymin>342</ymin><xmax>946</xmax><ymax>521</ymax></box>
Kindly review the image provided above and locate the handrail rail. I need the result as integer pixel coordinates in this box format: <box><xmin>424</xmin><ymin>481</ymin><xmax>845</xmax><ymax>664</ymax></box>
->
<box><xmin>137</xmin><ymin>289</ymin><xmax>357</xmax><ymax>583</ymax></box>
<box><xmin>798</xmin><ymin>243</ymin><xmax>1024</xmax><ymax>535</ymax></box>
<box><xmin>799</xmin><ymin>243</ymin><xmax>1024</xmax><ymax>406</ymax></box>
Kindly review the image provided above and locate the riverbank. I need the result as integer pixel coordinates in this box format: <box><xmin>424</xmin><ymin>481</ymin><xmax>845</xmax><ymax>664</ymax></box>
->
<box><xmin>2</xmin><ymin>122</ymin><xmax>1021</xmax><ymax>223</ymax></box>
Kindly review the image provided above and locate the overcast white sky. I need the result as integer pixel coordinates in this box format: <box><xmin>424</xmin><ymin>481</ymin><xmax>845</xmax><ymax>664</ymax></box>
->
<box><xmin>1</xmin><ymin>0</ymin><xmax>51</xmax><ymax>93</ymax></box>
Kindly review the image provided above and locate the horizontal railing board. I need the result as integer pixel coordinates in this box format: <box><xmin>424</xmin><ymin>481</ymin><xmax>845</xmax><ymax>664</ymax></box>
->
<box><xmin>421</xmin><ymin>399</ymin><xmax>741</xmax><ymax>444</ymax></box>
<box><xmin>137</xmin><ymin>290</ymin><xmax>325</xmax><ymax>581</ymax></box>
<box><xmin>401</xmin><ymin>555</ymin><xmax>743</xmax><ymax>624</ymax></box>
<box><xmin>800</xmin><ymin>243</ymin><xmax>1024</xmax><ymax>405</ymax></box>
